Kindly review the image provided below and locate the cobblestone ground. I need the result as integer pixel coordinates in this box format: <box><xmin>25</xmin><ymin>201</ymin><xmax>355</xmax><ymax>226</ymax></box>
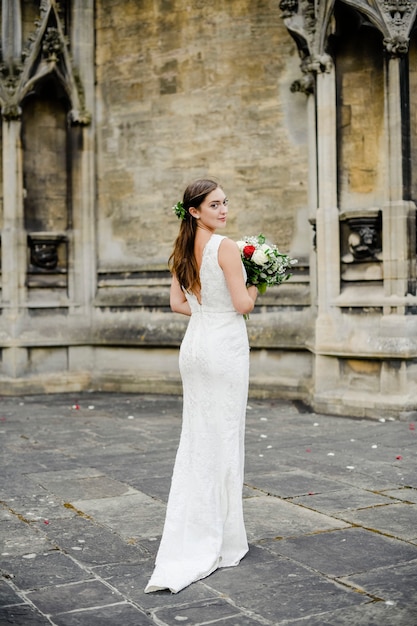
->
<box><xmin>0</xmin><ymin>393</ymin><xmax>416</xmax><ymax>625</ymax></box>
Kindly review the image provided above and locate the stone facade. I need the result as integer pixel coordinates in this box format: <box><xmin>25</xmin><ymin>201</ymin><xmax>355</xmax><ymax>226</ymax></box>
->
<box><xmin>0</xmin><ymin>0</ymin><xmax>415</xmax><ymax>418</ymax></box>
<box><xmin>282</xmin><ymin>0</ymin><xmax>417</xmax><ymax>417</ymax></box>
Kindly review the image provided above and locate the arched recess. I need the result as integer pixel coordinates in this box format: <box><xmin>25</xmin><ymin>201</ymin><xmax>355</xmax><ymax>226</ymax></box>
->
<box><xmin>22</xmin><ymin>80</ymin><xmax>69</xmax><ymax>234</ymax></box>
<box><xmin>333</xmin><ymin>1</ymin><xmax>385</xmax><ymax>211</ymax></box>
<box><xmin>332</xmin><ymin>1</ymin><xmax>385</xmax><ymax>287</ymax></box>
<box><xmin>21</xmin><ymin>76</ymin><xmax>70</xmax><ymax>286</ymax></box>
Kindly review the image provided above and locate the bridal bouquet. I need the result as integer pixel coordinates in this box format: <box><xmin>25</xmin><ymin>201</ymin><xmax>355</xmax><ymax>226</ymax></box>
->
<box><xmin>236</xmin><ymin>234</ymin><xmax>297</xmax><ymax>294</ymax></box>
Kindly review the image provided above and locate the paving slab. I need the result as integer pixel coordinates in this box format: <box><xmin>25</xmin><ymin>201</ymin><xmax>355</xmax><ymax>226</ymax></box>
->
<box><xmin>0</xmin><ymin>577</ymin><xmax>23</xmax><ymax>605</ymax></box>
<box><xmin>0</xmin><ymin>605</ymin><xmax>52</xmax><ymax>625</ymax></box>
<box><xmin>243</xmin><ymin>494</ymin><xmax>349</xmax><ymax>541</ymax></box>
<box><xmin>286</xmin><ymin>602</ymin><xmax>417</xmax><ymax>626</ymax></box>
<box><xmin>245</xmin><ymin>467</ymin><xmax>348</xmax><ymax>497</ymax></box>
<box><xmin>0</xmin><ymin>520</ymin><xmax>50</xmax><ymax>556</ymax></box>
<box><xmin>0</xmin><ymin>551</ymin><xmax>91</xmax><ymax>590</ymax></box>
<box><xmin>381</xmin><ymin>486</ymin><xmax>417</xmax><ymax>503</ymax></box>
<box><xmin>0</xmin><ymin>393</ymin><xmax>416</xmax><ymax>626</ymax></box>
<box><xmin>337</xmin><ymin>501</ymin><xmax>417</xmax><ymax>541</ymax></box>
<box><xmin>152</xmin><ymin>598</ymin><xmax>243</xmax><ymax>626</ymax></box>
<box><xmin>231</xmin><ymin>576</ymin><xmax>366</xmax><ymax>623</ymax></box>
<box><xmin>265</xmin><ymin>526</ymin><xmax>417</xmax><ymax>577</ymax></box>
<box><xmin>70</xmin><ymin>492</ymin><xmax>166</xmax><ymax>541</ymax></box>
<box><xmin>38</xmin><ymin>516</ymin><xmax>150</xmax><ymax>565</ymax></box>
<box><xmin>32</xmin><ymin>474</ymin><xmax>137</xmax><ymax>501</ymax></box>
<box><xmin>26</xmin><ymin>579</ymin><xmax>124</xmax><ymax>614</ymax></box>
<box><xmin>204</xmin><ymin>546</ymin><xmax>317</xmax><ymax>595</ymax></box>
<box><xmin>341</xmin><ymin>559</ymin><xmax>417</xmax><ymax>608</ymax></box>
<box><xmin>48</xmin><ymin>602</ymin><xmax>155</xmax><ymax>626</ymax></box>
<box><xmin>92</xmin><ymin>561</ymin><xmax>219</xmax><ymax>610</ymax></box>
<box><xmin>290</xmin><ymin>486</ymin><xmax>396</xmax><ymax>514</ymax></box>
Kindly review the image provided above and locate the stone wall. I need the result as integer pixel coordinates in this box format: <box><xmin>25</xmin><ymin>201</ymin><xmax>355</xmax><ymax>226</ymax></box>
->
<box><xmin>0</xmin><ymin>0</ymin><xmax>313</xmax><ymax>402</ymax></box>
<box><xmin>90</xmin><ymin>0</ymin><xmax>313</xmax><ymax>399</ymax></box>
<box><xmin>95</xmin><ymin>0</ymin><xmax>308</xmax><ymax>267</ymax></box>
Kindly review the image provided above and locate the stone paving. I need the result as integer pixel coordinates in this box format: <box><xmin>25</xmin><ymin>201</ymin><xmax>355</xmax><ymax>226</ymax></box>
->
<box><xmin>0</xmin><ymin>393</ymin><xmax>416</xmax><ymax>625</ymax></box>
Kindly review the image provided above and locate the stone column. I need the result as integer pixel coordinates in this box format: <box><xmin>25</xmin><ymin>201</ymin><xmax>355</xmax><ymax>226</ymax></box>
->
<box><xmin>307</xmin><ymin>91</ymin><xmax>318</xmax><ymax>306</ymax></box>
<box><xmin>383</xmin><ymin>55</ymin><xmax>415</xmax><ymax>312</ymax></box>
<box><xmin>69</xmin><ymin>0</ymin><xmax>96</xmax><ymax>314</ymax></box>
<box><xmin>1</xmin><ymin>116</ymin><xmax>27</xmax><ymax>375</ymax></box>
<box><xmin>314</xmin><ymin>62</ymin><xmax>340</xmax><ymax>343</ymax></box>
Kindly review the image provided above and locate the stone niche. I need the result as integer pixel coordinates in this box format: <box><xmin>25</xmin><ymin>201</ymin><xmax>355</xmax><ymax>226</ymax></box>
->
<box><xmin>340</xmin><ymin>209</ymin><xmax>383</xmax><ymax>283</ymax></box>
<box><xmin>22</xmin><ymin>80</ymin><xmax>69</xmax><ymax>298</ymax></box>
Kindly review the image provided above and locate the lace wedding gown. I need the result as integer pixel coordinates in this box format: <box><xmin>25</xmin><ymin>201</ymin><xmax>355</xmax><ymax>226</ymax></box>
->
<box><xmin>144</xmin><ymin>234</ymin><xmax>250</xmax><ymax>594</ymax></box>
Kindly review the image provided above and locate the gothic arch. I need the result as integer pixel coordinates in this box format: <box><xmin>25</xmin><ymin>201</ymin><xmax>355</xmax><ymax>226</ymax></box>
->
<box><xmin>0</xmin><ymin>0</ymin><xmax>90</xmax><ymax>124</ymax></box>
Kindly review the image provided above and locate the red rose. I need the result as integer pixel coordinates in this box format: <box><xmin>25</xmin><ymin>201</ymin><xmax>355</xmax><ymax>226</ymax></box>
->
<box><xmin>243</xmin><ymin>245</ymin><xmax>256</xmax><ymax>259</ymax></box>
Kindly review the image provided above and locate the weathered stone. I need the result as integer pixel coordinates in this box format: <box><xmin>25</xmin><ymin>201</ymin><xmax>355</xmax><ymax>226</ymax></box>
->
<box><xmin>0</xmin><ymin>394</ymin><xmax>417</xmax><ymax>624</ymax></box>
<box><xmin>243</xmin><ymin>495</ymin><xmax>349</xmax><ymax>541</ymax></box>
<box><xmin>26</xmin><ymin>580</ymin><xmax>124</xmax><ymax>615</ymax></box>
<box><xmin>267</xmin><ymin>527</ymin><xmax>417</xmax><ymax>577</ymax></box>
<box><xmin>0</xmin><ymin>552</ymin><xmax>91</xmax><ymax>590</ymax></box>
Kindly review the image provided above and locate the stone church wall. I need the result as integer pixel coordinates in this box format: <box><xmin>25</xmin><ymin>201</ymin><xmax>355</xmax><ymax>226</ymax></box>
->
<box><xmin>90</xmin><ymin>0</ymin><xmax>312</xmax><ymax>399</ymax></box>
<box><xmin>0</xmin><ymin>0</ymin><xmax>313</xmax><ymax>402</ymax></box>
<box><xmin>95</xmin><ymin>0</ymin><xmax>308</xmax><ymax>266</ymax></box>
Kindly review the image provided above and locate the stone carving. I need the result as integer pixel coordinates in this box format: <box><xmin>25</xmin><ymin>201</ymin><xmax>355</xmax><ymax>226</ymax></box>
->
<box><xmin>382</xmin><ymin>0</ymin><xmax>414</xmax><ymax>32</ymax></box>
<box><xmin>42</xmin><ymin>27</ymin><xmax>64</xmax><ymax>63</ymax></box>
<box><xmin>383</xmin><ymin>35</ymin><xmax>409</xmax><ymax>54</ymax></box>
<box><xmin>341</xmin><ymin>214</ymin><xmax>383</xmax><ymax>263</ymax></box>
<box><xmin>280</xmin><ymin>0</ymin><xmax>417</xmax><ymax>70</ymax></box>
<box><xmin>0</xmin><ymin>0</ymin><xmax>90</xmax><ymax>124</ymax></box>
<box><xmin>308</xmin><ymin>218</ymin><xmax>317</xmax><ymax>250</ymax></box>
<box><xmin>27</xmin><ymin>234</ymin><xmax>66</xmax><ymax>271</ymax></box>
<box><xmin>280</xmin><ymin>0</ymin><xmax>299</xmax><ymax>19</ymax></box>
<box><xmin>290</xmin><ymin>72</ymin><xmax>315</xmax><ymax>94</ymax></box>
<box><xmin>1</xmin><ymin>102</ymin><xmax>21</xmax><ymax>121</ymax></box>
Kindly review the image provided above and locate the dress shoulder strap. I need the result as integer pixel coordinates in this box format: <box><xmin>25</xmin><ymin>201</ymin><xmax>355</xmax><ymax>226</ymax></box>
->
<box><xmin>208</xmin><ymin>234</ymin><xmax>226</xmax><ymax>254</ymax></box>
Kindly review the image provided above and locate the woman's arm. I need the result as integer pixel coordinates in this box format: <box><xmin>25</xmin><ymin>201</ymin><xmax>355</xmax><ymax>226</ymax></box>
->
<box><xmin>170</xmin><ymin>274</ymin><xmax>192</xmax><ymax>316</ymax></box>
<box><xmin>218</xmin><ymin>238</ymin><xmax>258</xmax><ymax>315</ymax></box>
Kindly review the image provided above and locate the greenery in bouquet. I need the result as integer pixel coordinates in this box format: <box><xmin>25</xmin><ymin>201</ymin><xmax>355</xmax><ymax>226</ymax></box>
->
<box><xmin>236</xmin><ymin>234</ymin><xmax>297</xmax><ymax>295</ymax></box>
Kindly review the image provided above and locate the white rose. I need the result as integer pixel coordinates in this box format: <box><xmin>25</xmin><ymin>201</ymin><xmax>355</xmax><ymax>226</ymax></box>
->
<box><xmin>260</xmin><ymin>243</ymin><xmax>272</xmax><ymax>254</ymax></box>
<box><xmin>252</xmin><ymin>249</ymin><xmax>269</xmax><ymax>266</ymax></box>
<box><xmin>236</xmin><ymin>240</ymin><xmax>246</xmax><ymax>252</ymax></box>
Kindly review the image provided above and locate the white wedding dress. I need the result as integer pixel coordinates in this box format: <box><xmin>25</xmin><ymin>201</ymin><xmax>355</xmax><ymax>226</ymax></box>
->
<box><xmin>144</xmin><ymin>234</ymin><xmax>250</xmax><ymax>594</ymax></box>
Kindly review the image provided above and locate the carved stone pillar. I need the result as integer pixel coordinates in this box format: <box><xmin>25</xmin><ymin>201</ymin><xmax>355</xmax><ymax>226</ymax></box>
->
<box><xmin>1</xmin><ymin>119</ymin><xmax>25</xmax><ymax>309</ymax></box>
<box><xmin>0</xmin><ymin>1</ymin><xmax>27</xmax><ymax>376</ymax></box>
<box><xmin>69</xmin><ymin>0</ymin><xmax>96</xmax><ymax>315</ymax></box>
<box><xmin>315</xmin><ymin>61</ymin><xmax>339</xmax><ymax>312</ymax></box>
<box><xmin>383</xmin><ymin>53</ymin><xmax>415</xmax><ymax>310</ymax></box>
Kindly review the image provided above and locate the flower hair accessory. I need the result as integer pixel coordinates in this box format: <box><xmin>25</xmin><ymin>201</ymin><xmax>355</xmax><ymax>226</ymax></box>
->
<box><xmin>172</xmin><ymin>201</ymin><xmax>186</xmax><ymax>220</ymax></box>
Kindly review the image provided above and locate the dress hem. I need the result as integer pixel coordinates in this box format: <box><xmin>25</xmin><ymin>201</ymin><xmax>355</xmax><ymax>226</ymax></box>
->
<box><xmin>144</xmin><ymin>547</ymin><xmax>249</xmax><ymax>594</ymax></box>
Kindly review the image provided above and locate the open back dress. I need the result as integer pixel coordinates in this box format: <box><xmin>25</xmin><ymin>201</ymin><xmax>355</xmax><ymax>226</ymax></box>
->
<box><xmin>145</xmin><ymin>234</ymin><xmax>250</xmax><ymax>593</ymax></box>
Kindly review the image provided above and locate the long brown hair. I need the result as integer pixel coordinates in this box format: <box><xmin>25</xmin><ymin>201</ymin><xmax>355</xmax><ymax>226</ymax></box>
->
<box><xmin>169</xmin><ymin>179</ymin><xmax>219</xmax><ymax>293</ymax></box>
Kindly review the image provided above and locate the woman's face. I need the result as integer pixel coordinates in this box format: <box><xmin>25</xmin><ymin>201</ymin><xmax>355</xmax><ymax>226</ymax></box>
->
<box><xmin>194</xmin><ymin>187</ymin><xmax>228</xmax><ymax>232</ymax></box>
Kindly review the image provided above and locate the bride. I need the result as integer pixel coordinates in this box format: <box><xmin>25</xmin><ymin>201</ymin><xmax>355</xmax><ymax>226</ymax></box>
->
<box><xmin>144</xmin><ymin>179</ymin><xmax>258</xmax><ymax>594</ymax></box>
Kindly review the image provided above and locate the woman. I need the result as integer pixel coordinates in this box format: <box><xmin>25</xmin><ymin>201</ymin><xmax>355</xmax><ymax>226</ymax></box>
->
<box><xmin>145</xmin><ymin>179</ymin><xmax>257</xmax><ymax>594</ymax></box>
